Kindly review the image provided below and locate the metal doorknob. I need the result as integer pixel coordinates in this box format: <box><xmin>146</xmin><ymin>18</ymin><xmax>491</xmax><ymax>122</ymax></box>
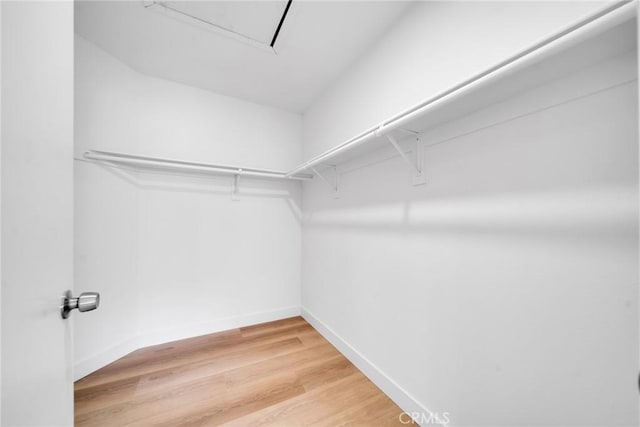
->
<box><xmin>61</xmin><ymin>290</ymin><xmax>100</xmax><ymax>319</ymax></box>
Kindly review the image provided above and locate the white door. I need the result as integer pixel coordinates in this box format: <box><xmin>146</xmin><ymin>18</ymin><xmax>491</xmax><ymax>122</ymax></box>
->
<box><xmin>1</xmin><ymin>1</ymin><xmax>75</xmax><ymax>425</ymax></box>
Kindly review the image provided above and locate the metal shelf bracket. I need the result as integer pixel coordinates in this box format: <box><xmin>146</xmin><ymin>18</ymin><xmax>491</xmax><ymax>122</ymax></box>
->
<box><xmin>385</xmin><ymin>134</ymin><xmax>426</xmax><ymax>186</ymax></box>
<box><xmin>231</xmin><ymin>170</ymin><xmax>241</xmax><ymax>201</ymax></box>
<box><xmin>311</xmin><ymin>165</ymin><xmax>340</xmax><ymax>197</ymax></box>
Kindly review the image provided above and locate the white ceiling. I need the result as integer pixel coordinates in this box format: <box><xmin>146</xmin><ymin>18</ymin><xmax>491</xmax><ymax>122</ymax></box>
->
<box><xmin>156</xmin><ymin>1</ymin><xmax>291</xmax><ymax>45</ymax></box>
<box><xmin>75</xmin><ymin>1</ymin><xmax>413</xmax><ymax>113</ymax></box>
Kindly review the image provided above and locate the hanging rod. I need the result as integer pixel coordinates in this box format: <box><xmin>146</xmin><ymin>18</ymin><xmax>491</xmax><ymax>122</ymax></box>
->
<box><xmin>84</xmin><ymin>150</ymin><xmax>313</xmax><ymax>181</ymax></box>
<box><xmin>286</xmin><ymin>0</ymin><xmax>636</xmax><ymax>177</ymax></box>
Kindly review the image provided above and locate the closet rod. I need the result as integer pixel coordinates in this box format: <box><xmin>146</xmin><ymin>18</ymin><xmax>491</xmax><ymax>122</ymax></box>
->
<box><xmin>84</xmin><ymin>150</ymin><xmax>313</xmax><ymax>181</ymax></box>
<box><xmin>286</xmin><ymin>0</ymin><xmax>636</xmax><ymax>177</ymax></box>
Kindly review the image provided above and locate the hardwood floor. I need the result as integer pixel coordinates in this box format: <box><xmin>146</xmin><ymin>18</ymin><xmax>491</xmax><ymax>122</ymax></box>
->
<box><xmin>75</xmin><ymin>317</ymin><xmax>411</xmax><ymax>426</ymax></box>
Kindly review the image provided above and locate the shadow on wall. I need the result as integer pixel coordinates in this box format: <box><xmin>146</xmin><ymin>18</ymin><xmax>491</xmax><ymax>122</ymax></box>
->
<box><xmin>303</xmin><ymin>78</ymin><xmax>638</xmax><ymax>245</ymax></box>
<box><xmin>303</xmin><ymin>186</ymin><xmax>638</xmax><ymax>246</ymax></box>
<box><xmin>76</xmin><ymin>158</ymin><xmax>303</xmax><ymax>222</ymax></box>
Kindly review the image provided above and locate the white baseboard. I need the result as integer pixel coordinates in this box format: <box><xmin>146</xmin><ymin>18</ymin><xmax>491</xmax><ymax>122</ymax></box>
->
<box><xmin>73</xmin><ymin>306</ymin><xmax>301</xmax><ymax>381</ymax></box>
<box><xmin>137</xmin><ymin>306</ymin><xmax>301</xmax><ymax>349</ymax></box>
<box><xmin>301</xmin><ymin>307</ymin><xmax>444</xmax><ymax>427</ymax></box>
<box><xmin>74</xmin><ymin>336</ymin><xmax>139</xmax><ymax>381</ymax></box>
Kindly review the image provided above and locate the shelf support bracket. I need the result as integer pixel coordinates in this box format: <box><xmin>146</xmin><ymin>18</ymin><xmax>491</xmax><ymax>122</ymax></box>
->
<box><xmin>231</xmin><ymin>170</ymin><xmax>241</xmax><ymax>201</ymax></box>
<box><xmin>311</xmin><ymin>165</ymin><xmax>340</xmax><ymax>197</ymax></box>
<box><xmin>385</xmin><ymin>134</ymin><xmax>426</xmax><ymax>186</ymax></box>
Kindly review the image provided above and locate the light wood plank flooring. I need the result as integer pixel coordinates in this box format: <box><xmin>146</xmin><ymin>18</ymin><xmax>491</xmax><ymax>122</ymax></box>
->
<box><xmin>75</xmin><ymin>316</ymin><xmax>411</xmax><ymax>426</ymax></box>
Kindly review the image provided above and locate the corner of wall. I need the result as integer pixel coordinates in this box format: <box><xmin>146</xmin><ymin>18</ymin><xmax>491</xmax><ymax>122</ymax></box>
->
<box><xmin>301</xmin><ymin>307</ymin><xmax>444</xmax><ymax>426</ymax></box>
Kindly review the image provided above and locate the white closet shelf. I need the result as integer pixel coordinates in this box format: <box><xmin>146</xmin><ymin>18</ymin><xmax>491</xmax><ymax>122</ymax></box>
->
<box><xmin>286</xmin><ymin>0</ymin><xmax>638</xmax><ymax>182</ymax></box>
<box><xmin>83</xmin><ymin>150</ymin><xmax>313</xmax><ymax>181</ymax></box>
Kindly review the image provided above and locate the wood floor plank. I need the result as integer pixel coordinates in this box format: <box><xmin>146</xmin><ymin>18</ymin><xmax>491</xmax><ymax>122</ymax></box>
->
<box><xmin>76</xmin><ymin>324</ymin><xmax>314</xmax><ymax>390</ymax></box>
<box><xmin>75</xmin><ymin>317</ymin><xmax>408</xmax><ymax>426</ymax></box>
<box><xmin>75</xmin><ymin>337</ymin><xmax>305</xmax><ymax>416</ymax></box>
<box><xmin>221</xmin><ymin>373</ymin><xmax>377</xmax><ymax>426</ymax></box>
<box><xmin>239</xmin><ymin>316</ymin><xmax>309</xmax><ymax>337</ymax></box>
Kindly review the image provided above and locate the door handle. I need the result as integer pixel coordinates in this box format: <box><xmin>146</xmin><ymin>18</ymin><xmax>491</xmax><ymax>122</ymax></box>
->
<box><xmin>61</xmin><ymin>290</ymin><xmax>100</xmax><ymax>319</ymax></box>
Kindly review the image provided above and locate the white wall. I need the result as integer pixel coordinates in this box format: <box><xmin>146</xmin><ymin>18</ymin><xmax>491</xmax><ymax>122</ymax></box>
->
<box><xmin>303</xmin><ymin>1</ymin><xmax>612</xmax><ymax>160</ymax></box>
<box><xmin>1</xmin><ymin>2</ymin><xmax>4</xmax><ymax>422</ymax></box>
<box><xmin>301</xmin><ymin>2</ymin><xmax>638</xmax><ymax>426</ymax></box>
<box><xmin>2</xmin><ymin>2</ymin><xmax>75</xmax><ymax>425</ymax></box>
<box><xmin>74</xmin><ymin>36</ymin><xmax>303</xmax><ymax>379</ymax></box>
